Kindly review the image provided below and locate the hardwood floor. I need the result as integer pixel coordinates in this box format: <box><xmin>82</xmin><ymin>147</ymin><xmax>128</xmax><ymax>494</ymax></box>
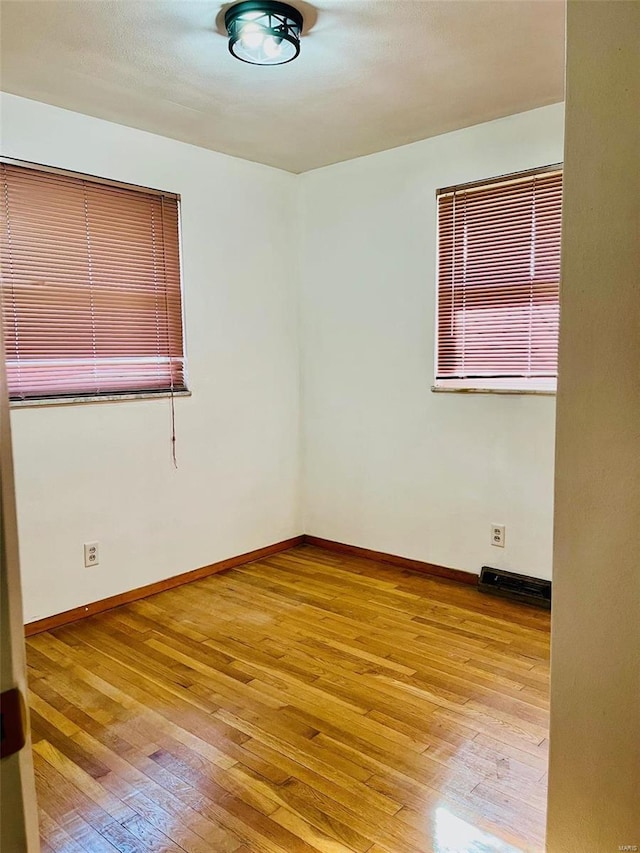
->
<box><xmin>27</xmin><ymin>544</ymin><xmax>550</xmax><ymax>853</ymax></box>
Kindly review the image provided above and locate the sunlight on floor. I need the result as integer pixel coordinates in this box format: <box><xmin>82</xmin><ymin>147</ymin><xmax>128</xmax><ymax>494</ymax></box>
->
<box><xmin>434</xmin><ymin>805</ymin><xmax>524</xmax><ymax>853</ymax></box>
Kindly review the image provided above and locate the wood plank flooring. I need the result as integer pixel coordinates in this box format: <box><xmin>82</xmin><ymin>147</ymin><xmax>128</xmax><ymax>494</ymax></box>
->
<box><xmin>27</xmin><ymin>544</ymin><xmax>550</xmax><ymax>853</ymax></box>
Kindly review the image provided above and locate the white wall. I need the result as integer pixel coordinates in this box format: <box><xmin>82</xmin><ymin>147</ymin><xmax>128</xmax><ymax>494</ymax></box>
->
<box><xmin>1</xmin><ymin>93</ymin><xmax>302</xmax><ymax>623</ymax></box>
<box><xmin>2</xmin><ymin>95</ymin><xmax>565</xmax><ymax>624</ymax></box>
<box><xmin>547</xmin><ymin>2</ymin><xmax>640</xmax><ymax>848</ymax></box>
<box><xmin>299</xmin><ymin>104</ymin><xmax>564</xmax><ymax>579</ymax></box>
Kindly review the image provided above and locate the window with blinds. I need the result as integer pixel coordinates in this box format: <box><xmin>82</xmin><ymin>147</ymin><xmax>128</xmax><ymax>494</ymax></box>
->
<box><xmin>435</xmin><ymin>166</ymin><xmax>562</xmax><ymax>392</ymax></box>
<box><xmin>0</xmin><ymin>161</ymin><xmax>186</xmax><ymax>401</ymax></box>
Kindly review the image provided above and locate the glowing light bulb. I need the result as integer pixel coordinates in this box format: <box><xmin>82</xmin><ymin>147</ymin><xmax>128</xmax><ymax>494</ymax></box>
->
<box><xmin>239</xmin><ymin>22</ymin><xmax>264</xmax><ymax>50</ymax></box>
<box><xmin>226</xmin><ymin>2</ymin><xmax>302</xmax><ymax>65</ymax></box>
<box><xmin>263</xmin><ymin>36</ymin><xmax>283</xmax><ymax>59</ymax></box>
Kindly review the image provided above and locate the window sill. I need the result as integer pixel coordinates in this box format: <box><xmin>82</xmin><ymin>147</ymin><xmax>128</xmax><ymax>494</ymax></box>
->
<box><xmin>432</xmin><ymin>382</ymin><xmax>556</xmax><ymax>396</ymax></box>
<box><xmin>10</xmin><ymin>390</ymin><xmax>192</xmax><ymax>409</ymax></box>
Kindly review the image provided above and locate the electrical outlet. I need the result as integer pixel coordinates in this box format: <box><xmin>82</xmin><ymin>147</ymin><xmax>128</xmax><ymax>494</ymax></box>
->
<box><xmin>84</xmin><ymin>541</ymin><xmax>99</xmax><ymax>567</ymax></box>
<box><xmin>491</xmin><ymin>525</ymin><xmax>505</xmax><ymax>548</ymax></box>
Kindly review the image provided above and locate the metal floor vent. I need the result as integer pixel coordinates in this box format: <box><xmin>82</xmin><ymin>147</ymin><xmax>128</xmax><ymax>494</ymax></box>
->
<box><xmin>478</xmin><ymin>566</ymin><xmax>551</xmax><ymax>609</ymax></box>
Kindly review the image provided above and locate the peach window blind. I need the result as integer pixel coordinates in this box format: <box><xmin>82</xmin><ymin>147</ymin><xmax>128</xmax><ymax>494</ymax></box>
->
<box><xmin>0</xmin><ymin>161</ymin><xmax>185</xmax><ymax>401</ymax></box>
<box><xmin>436</xmin><ymin>167</ymin><xmax>562</xmax><ymax>388</ymax></box>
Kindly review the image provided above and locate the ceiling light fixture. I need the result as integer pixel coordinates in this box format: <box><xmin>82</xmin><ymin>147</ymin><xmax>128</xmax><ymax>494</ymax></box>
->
<box><xmin>225</xmin><ymin>1</ymin><xmax>303</xmax><ymax>66</ymax></box>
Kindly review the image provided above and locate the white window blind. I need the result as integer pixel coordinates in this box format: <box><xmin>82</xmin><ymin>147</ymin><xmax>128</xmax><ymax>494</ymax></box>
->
<box><xmin>436</xmin><ymin>166</ymin><xmax>562</xmax><ymax>392</ymax></box>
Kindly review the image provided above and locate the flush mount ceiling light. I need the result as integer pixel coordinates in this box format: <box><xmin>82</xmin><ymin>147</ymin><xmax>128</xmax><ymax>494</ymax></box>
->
<box><xmin>225</xmin><ymin>1</ymin><xmax>303</xmax><ymax>65</ymax></box>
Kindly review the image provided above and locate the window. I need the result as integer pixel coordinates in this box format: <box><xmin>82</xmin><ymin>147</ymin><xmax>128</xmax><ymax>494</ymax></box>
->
<box><xmin>435</xmin><ymin>166</ymin><xmax>562</xmax><ymax>393</ymax></box>
<box><xmin>0</xmin><ymin>160</ymin><xmax>186</xmax><ymax>402</ymax></box>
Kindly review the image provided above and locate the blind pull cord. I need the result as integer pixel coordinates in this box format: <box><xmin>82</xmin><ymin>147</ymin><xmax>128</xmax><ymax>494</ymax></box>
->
<box><xmin>160</xmin><ymin>196</ymin><xmax>178</xmax><ymax>470</ymax></box>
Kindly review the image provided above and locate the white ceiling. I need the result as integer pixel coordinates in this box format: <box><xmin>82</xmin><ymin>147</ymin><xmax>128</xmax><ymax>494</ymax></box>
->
<box><xmin>0</xmin><ymin>1</ymin><xmax>565</xmax><ymax>173</ymax></box>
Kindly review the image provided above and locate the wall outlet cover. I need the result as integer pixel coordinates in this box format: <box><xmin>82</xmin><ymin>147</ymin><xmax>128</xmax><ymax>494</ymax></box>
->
<box><xmin>84</xmin><ymin>541</ymin><xmax>99</xmax><ymax>567</ymax></box>
<box><xmin>491</xmin><ymin>525</ymin><xmax>505</xmax><ymax>548</ymax></box>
